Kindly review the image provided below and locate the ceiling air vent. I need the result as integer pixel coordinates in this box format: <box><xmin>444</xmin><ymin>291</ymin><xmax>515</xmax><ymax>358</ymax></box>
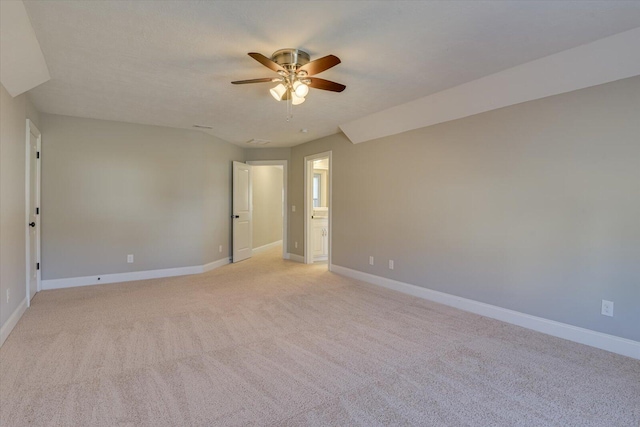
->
<box><xmin>192</xmin><ymin>124</ymin><xmax>213</xmax><ymax>129</ymax></box>
<box><xmin>246</xmin><ymin>139</ymin><xmax>271</xmax><ymax>145</ymax></box>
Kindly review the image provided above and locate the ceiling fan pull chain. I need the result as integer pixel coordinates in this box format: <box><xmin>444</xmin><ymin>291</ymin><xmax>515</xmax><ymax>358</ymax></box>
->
<box><xmin>287</xmin><ymin>72</ymin><xmax>294</xmax><ymax>121</ymax></box>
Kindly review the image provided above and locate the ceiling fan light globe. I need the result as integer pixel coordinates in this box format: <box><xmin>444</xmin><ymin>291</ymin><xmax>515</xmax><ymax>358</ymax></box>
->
<box><xmin>270</xmin><ymin>83</ymin><xmax>287</xmax><ymax>101</ymax></box>
<box><xmin>291</xmin><ymin>92</ymin><xmax>306</xmax><ymax>105</ymax></box>
<box><xmin>293</xmin><ymin>81</ymin><xmax>309</xmax><ymax>98</ymax></box>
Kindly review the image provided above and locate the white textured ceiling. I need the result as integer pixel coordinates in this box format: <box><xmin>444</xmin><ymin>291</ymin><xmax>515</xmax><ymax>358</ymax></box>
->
<box><xmin>23</xmin><ymin>1</ymin><xmax>640</xmax><ymax>148</ymax></box>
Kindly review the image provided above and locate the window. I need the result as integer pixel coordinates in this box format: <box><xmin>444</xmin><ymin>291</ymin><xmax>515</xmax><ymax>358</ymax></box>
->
<box><xmin>313</xmin><ymin>173</ymin><xmax>321</xmax><ymax>207</ymax></box>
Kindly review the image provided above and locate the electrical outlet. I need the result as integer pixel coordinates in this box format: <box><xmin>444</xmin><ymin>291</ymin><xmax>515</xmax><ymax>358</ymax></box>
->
<box><xmin>601</xmin><ymin>300</ymin><xmax>614</xmax><ymax>317</ymax></box>
<box><xmin>219</xmin><ymin>245</ymin><xmax>223</xmax><ymax>253</ymax></box>
<box><xmin>369</xmin><ymin>256</ymin><xmax>374</xmax><ymax>265</ymax></box>
<box><xmin>389</xmin><ymin>260</ymin><xmax>394</xmax><ymax>270</ymax></box>
<box><xmin>292</xmin><ymin>205</ymin><xmax>296</xmax><ymax>212</ymax></box>
<box><xmin>295</xmin><ymin>242</ymin><xmax>298</xmax><ymax>249</ymax></box>
<box><xmin>6</xmin><ymin>289</ymin><xmax>9</xmax><ymax>303</ymax></box>
<box><xmin>127</xmin><ymin>254</ymin><xmax>134</xmax><ymax>263</ymax></box>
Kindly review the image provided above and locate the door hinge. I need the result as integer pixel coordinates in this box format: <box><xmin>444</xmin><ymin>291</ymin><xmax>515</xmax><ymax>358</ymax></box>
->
<box><xmin>37</xmin><ymin>151</ymin><xmax>40</xmax><ymax>159</ymax></box>
<box><xmin>37</xmin><ymin>262</ymin><xmax>40</xmax><ymax>270</ymax></box>
<box><xmin>36</xmin><ymin>207</ymin><xmax>39</xmax><ymax>215</ymax></box>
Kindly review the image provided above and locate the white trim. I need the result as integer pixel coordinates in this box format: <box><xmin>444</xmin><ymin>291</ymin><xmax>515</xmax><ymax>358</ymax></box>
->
<box><xmin>252</xmin><ymin>240</ymin><xmax>283</xmax><ymax>254</ymax></box>
<box><xmin>286</xmin><ymin>253</ymin><xmax>305</xmax><ymax>263</ymax></box>
<box><xmin>42</xmin><ymin>257</ymin><xmax>231</xmax><ymax>290</ymax></box>
<box><xmin>25</xmin><ymin>119</ymin><xmax>41</xmax><ymax>307</ymax></box>
<box><xmin>42</xmin><ymin>266</ymin><xmax>202</xmax><ymax>290</ymax></box>
<box><xmin>340</xmin><ymin>27</ymin><xmax>640</xmax><ymax>145</ymax></box>
<box><xmin>331</xmin><ymin>264</ymin><xmax>640</xmax><ymax>360</ymax></box>
<box><xmin>24</xmin><ymin>120</ymin><xmax>30</xmax><ymax>302</ymax></box>
<box><xmin>203</xmin><ymin>257</ymin><xmax>231</xmax><ymax>272</ymax></box>
<box><xmin>247</xmin><ymin>160</ymin><xmax>288</xmax><ymax>260</ymax></box>
<box><xmin>304</xmin><ymin>152</ymin><xmax>332</xmax><ymax>267</ymax></box>
<box><xmin>0</xmin><ymin>297</ymin><xmax>28</xmax><ymax>348</ymax></box>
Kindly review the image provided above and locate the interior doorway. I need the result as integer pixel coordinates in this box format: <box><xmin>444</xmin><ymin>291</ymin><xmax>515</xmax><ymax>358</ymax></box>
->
<box><xmin>304</xmin><ymin>151</ymin><xmax>331</xmax><ymax>268</ymax></box>
<box><xmin>246</xmin><ymin>160</ymin><xmax>287</xmax><ymax>260</ymax></box>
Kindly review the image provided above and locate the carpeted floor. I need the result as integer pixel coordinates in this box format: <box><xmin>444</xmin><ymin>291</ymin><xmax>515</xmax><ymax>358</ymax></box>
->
<box><xmin>1</xmin><ymin>245</ymin><xmax>638</xmax><ymax>426</ymax></box>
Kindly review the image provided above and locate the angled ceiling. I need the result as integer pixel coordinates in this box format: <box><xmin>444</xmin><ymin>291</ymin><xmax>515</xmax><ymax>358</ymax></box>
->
<box><xmin>23</xmin><ymin>1</ymin><xmax>640</xmax><ymax>148</ymax></box>
<box><xmin>0</xmin><ymin>0</ymin><xmax>49</xmax><ymax>97</ymax></box>
<box><xmin>341</xmin><ymin>27</ymin><xmax>640</xmax><ymax>144</ymax></box>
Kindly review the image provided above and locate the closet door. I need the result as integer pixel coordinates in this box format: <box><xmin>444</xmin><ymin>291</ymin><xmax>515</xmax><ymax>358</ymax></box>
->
<box><xmin>232</xmin><ymin>161</ymin><xmax>252</xmax><ymax>262</ymax></box>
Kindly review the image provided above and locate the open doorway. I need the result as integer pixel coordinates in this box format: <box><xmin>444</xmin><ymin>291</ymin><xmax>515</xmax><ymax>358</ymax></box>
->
<box><xmin>247</xmin><ymin>160</ymin><xmax>287</xmax><ymax>259</ymax></box>
<box><xmin>304</xmin><ymin>152</ymin><xmax>331</xmax><ymax>268</ymax></box>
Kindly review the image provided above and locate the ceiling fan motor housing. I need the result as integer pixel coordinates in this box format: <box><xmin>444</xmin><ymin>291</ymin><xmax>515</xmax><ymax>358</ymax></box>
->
<box><xmin>271</xmin><ymin>49</ymin><xmax>310</xmax><ymax>71</ymax></box>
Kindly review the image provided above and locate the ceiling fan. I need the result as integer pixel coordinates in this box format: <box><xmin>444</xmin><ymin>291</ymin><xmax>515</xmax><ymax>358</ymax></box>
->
<box><xmin>231</xmin><ymin>49</ymin><xmax>346</xmax><ymax>105</ymax></box>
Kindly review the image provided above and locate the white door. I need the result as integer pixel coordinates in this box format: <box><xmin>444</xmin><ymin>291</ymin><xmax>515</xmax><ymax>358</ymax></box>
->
<box><xmin>232</xmin><ymin>161</ymin><xmax>252</xmax><ymax>262</ymax></box>
<box><xmin>26</xmin><ymin>120</ymin><xmax>41</xmax><ymax>302</ymax></box>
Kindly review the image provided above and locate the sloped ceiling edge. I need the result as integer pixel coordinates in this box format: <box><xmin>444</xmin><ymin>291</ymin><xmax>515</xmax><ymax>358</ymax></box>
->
<box><xmin>340</xmin><ymin>27</ymin><xmax>640</xmax><ymax>144</ymax></box>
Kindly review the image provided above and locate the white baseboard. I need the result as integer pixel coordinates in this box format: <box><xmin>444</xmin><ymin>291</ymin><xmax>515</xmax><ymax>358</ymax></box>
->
<box><xmin>42</xmin><ymin>257</ymin><xmax>231</xmax><ymax>290</ymax></box>
<box><xmin>331</xmin><ymin>265</ymin><xmax>640</xmax><ymax>360</ymax></box>
<box><xmin>286</xmin><ymin>253</ymin><xmax>305</xmax><ymax>263</ymax></box>
<box><xmin>0</xmin><ymin>297</ymin><xmax>28</xmax><ymax>348</ymax></box>
<box><xmin>203</xmin><ymin>257</ymin><xmax>231</xmax><ymax>272</ymax></box>
<box><xmin>253</xmin><ymin>240</ymin><xmax>283</xmax><ymax>255</ymax></box>
<box><xmin>7</xmin><ymin>258</ymin><xmax>232</xmax><ymax>344</ymax></box>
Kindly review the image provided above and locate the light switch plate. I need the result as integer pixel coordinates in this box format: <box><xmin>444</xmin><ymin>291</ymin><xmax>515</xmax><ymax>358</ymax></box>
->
<box><xmin>601</xmin><ymin>300</ymin><xmax>614</xmax><ymax>317</ymax></box>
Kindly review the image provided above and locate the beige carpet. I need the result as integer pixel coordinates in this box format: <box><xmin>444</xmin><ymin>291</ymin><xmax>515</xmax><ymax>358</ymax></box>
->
<box><xmin>1</xmin><ymin>245</ymin><xmax>638</xmax><ymax>426</ymax></box>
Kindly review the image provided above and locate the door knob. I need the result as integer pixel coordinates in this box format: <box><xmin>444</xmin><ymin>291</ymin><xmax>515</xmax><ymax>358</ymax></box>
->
<box><xmin>29</xmin><ymin>222</ymin><xmax>36</xmax><ymax>227</ymax></box>
<box><xmin>232</xmin><ymin>215</ymin><xmax>240</xmax><ymax>219</ymax></box>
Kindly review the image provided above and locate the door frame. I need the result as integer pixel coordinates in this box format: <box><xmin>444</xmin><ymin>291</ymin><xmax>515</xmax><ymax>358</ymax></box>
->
<box><xmin>246</xmin><ymin>160</ymin><xmax>288</xmax><ymax>259</ymax></box>
<box><xmin>25</xmin><ymin>119</ymin><xmax>41</xmax><ymax>306</ymax></box>
<box><xmin>304</xmin><ymin>151</ymin><xmax>332</xmax><ymax>267</ymax></box>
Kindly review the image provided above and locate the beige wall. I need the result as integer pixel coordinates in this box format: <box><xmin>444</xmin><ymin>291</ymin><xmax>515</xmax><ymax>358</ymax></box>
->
<box><xmin>202</xmin><ymin>139</ymin><xmax>246</xmax><ymax>264</ymax></box>
<box><xmin>25</xmin><ymin>95</ymin><xmax>41</xmax><ymax>129</ymax></box>
<box><xmin>0</xmin><ymin>84</ymin><xmax>27</xmax><ymax>329</ymax></box>
<box><xmin>289</xmin><ymin>76</ymin><xmax>640</xmax><ymax>342</ymax></box>
<box><xmin>252</xmin><ymin>166</ymin><xmax>283</xmax><ymax>249</ymax></box>
<box><xmin>0</xmin><ymin>86</ymin><xmax>40</xmax><ymax>334</ymax></box>
<box><xmin>40</xmin><ymin>114</ymin><xmax>244</xmax><ymax>279</ymax></box>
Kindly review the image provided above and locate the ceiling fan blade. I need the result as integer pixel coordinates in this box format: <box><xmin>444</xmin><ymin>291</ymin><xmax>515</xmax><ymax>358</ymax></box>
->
<box><xmin>248</xmin><ymin>52</ymin><xmax>287</xmax><ymax>73</ymax></box>
<box><xmin>297</xmin><ymin>55</ymin><xmax>340</xmax><ymax>76</ymax></box>
<box><xmin>231</xmin><ymin>78</ymin><xmax>278</xmax><ymax>85</ymax></box>
<box><xmin>306</xmin><ymin>77</ymin><xmax>346</xmax><ymax>92</ymax></box>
